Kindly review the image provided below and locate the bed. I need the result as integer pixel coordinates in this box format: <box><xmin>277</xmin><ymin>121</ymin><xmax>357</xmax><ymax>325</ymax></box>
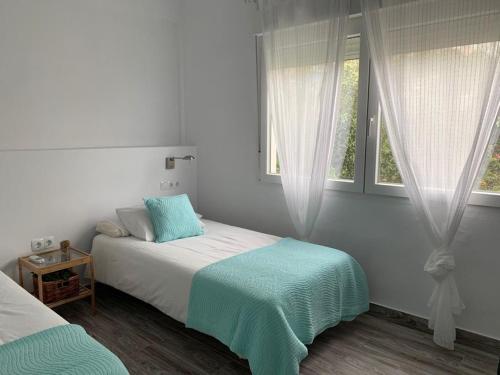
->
<box><xmin>91</xmin><ymin>219</ymin><xmax>369</xmax><ymax>375</ymax></box>
<box><xmin>0</xmin><ymin>270</ymin><xmax>67</xmax><ymax>346</ymax></box>
<box><xmin>0</xmin><ymin>271</ymin><xmax>128</xmax><ymax>375</ymax></box>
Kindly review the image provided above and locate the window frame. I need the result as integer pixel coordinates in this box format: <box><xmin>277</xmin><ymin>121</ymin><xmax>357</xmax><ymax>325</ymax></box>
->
<box><xmin>257</xmin><ymin>35</ymin><xmax>281</xmax><ymax>185</ymax></box>
<box><xmin>364</xmin><ymin>72</ymin><xmax>407</xmax><ymax>198</ymax></box>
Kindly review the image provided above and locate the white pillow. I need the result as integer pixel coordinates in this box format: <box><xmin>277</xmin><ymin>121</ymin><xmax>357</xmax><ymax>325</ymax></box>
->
<box><xmin>196</xmin><ymin>213</ymin><xmax>205</xmax><ymax>227</ymax></box>
<box><xmin>96</xmin><ymin>220</ymin><xmax>130</xmax><ymax>238</ymax></box>
<box><xmin>116</xmin><ymin>206</ymin><xmax>205</xmax><ymax>241</ymax></box>
<box><xmin>116</xmin><ymin>206</ymin><xmax>155</xmax><ymax>241</ymax></box>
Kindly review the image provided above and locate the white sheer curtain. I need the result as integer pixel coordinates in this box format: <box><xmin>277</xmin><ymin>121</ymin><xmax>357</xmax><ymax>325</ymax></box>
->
<box><xmin>361</xmin><ymin>0</ymin><xmax>500</xmax><ymax>349</ymax></box>
<box><xmin>260</xmin><ymin>0</ymin><xmax>349</xmax><ymax>239</ymax></box>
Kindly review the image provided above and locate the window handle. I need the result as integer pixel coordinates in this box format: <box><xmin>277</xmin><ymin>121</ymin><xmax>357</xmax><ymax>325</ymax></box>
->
<box><xmin>368</xmin><ymin>116</ymin><xmax>376</xmax><ymax>137</ymax></box>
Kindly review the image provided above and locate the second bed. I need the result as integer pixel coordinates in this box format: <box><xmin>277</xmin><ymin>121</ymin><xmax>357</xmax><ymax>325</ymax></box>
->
<box><xmin>0</xmin><ymin>271</ymin><xmax>128</xmax><ymax>375</ymax></box>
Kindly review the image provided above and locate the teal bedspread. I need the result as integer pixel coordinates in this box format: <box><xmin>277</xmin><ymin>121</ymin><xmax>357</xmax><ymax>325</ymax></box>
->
<box><xmin>187</xmin><ymin>238</ymin><xmax>369</xmax><ymax>375</ymax></box>
<box><xmin>0</xmin><ymin>324</ymin><xmax>129</xmax><ymax>375</ymax></box>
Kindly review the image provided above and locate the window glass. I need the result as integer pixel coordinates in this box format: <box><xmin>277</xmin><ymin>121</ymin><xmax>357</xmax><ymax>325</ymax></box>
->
<box><xmin>329</xmin><ymin>37</ymin><xmax>360</xmax><ymax>181</ymax></box>
<box><xmin>477</xmin><ymin>119</ymin><xmax>500</xmax><ymax>193</ymax></box>
<box><xmin>268</xmin><ymin>36</ymin><xmax>361</xmax><ymax>183</ymax></box>
<box><xmin>376</xmin><ymin>111</ymin><xmax>500</xmax><ymax>193</ymax></box>
<box><xmin>376</xmin><ymin>116</ymin><xmax>402</xmax><ymax>185</ymax></box>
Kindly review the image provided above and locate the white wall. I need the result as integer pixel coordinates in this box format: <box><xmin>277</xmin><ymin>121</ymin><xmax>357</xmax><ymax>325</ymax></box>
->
<box><xmin>0</xmin><ymin>147</ymin><xmax>197</xmax><ymax>279</ymax></box>
<box><xmin>0</xmin><ymin>0</ymin><xmax>182</xmax><ymax>149</ymax></box>
<box><xmin>182</xmin><ymin>0</ymin><xmax>500</xmax><ymax>340</ymax></box>
<box><xmin>0</xmin><ymin>1</ymin><xmax>185</xmax><ymax>274</ymax></box>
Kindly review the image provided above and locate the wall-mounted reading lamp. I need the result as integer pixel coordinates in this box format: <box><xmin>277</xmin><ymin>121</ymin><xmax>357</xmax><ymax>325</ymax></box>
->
<box><xmin>165</xmin><ymin>155</ymin><xmax>196</xmax><ymax>169</ymax></box>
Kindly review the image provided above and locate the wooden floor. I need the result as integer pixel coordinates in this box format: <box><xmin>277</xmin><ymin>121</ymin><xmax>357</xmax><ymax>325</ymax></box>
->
<box><xmin>56</xmin><ymin>284</ymin><xmax>499</xmax><ymax>375</ymax></box>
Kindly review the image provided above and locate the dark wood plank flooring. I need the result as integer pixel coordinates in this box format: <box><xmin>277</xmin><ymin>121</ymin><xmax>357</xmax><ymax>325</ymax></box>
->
<box><xmin>55</xmin><ymin>284</ymin><xmax>499</xmax><ymax>375</ymax></box>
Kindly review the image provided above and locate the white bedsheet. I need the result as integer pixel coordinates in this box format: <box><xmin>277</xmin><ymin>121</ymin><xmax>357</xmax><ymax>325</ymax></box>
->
<box><xmin>91</xmin><ymin>219</ymin><xmax>280</xmax><ymax>323</ymax></box>
<box><xmin>0</xmin><ymin>271</ymin><xmax>67</xmax><ymax>345</ymax></box>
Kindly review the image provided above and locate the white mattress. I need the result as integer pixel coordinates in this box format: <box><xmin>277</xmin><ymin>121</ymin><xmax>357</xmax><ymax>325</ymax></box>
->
<box><xmin>91</xmin><ymin>219</ymin><xmax>280</xmax><ymax>323</ymax></box>
<box><xmin>0</xmin><ymin>271</ymin><xmax>67</xmax><ymax>345</ymax></box>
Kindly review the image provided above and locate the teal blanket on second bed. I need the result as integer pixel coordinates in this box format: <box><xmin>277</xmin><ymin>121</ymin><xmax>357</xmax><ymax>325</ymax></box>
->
<box><xmin>0</xmin><ymin>324</ymin><xmax>129</xmax><ymax>375</ymax></box>
<box><xmin>186</xmin><ymin>238</ymin><xmax>369</xmax><ymax>375</ymax></box>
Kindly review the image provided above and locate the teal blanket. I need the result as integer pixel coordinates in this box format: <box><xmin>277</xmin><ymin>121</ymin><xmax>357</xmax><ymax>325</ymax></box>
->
<box><xmin>187</xmin><ymin>238</ymin><xmax>369</xmax><ymax>375</ymax></box>
<box><xmin>0</xmin><ymin>324</ymin><xmax>129</xmax><ymax>375</ymax></box>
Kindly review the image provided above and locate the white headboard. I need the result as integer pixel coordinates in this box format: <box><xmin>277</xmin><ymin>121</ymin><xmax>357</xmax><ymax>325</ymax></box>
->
<box><xmin>0</xmin><ymin>146</ymin><xmax>197</xmax><ymax>276</ymax></box>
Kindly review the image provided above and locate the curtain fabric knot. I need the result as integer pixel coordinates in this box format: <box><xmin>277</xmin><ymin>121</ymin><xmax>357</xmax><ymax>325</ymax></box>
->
<box><xmin>424</xmin><ymin>248</ymin><xmax>465</xmax><ymax>350</ymax></box>
<box><xmin>424</xmin><ymin>248</ymin><xmax>455</xmax><ymax>280</ymax></box>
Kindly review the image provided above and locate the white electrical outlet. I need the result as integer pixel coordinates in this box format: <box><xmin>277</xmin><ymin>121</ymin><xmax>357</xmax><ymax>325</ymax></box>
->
<box><xmin>31</xmin><ymin>238</ymin><xmax>44</xmax><ymax>252</ymax></box>
<box><xmin>44</xmin><ymin>236</ymin><xmax>55</xmax><ymax>249</ymax></box>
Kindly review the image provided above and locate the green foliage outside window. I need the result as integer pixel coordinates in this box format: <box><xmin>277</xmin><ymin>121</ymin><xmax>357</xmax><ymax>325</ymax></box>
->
<box><xmin>377</xmin><ymin>119</ymin><xmax>500</xmax><ymax>191</ymax></box>
<box><xmin>378</xmin><ymin>122</ymin><xmax>402</xmax><ymax>184</ymax></box>
<box><xmin>479</xmin><ymin>125</ymin><xmax>500</xmax><ymax>192</ymax></box>
<box><xmin>329</xmin><ymin>58</ymin><xmax>359</xmax><ymax>180</ymax></box>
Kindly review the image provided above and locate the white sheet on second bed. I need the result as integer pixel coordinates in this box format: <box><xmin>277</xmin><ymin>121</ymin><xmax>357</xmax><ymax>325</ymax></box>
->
<box><xmin>91</xmin><ymin>219</ymin><xmax>280</xmax><ymax>323</ymax></box>
<box><xmin>0</xmin><ymin>271</ymin><xmax>67</xmax><ymax>345</ymax></box>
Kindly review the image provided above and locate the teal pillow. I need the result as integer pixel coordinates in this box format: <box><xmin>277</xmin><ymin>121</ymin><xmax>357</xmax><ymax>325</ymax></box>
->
<box><xmin>144</xmin><ymin>194</ymin><xmax>204</xmax><ymax>243</ymax></box>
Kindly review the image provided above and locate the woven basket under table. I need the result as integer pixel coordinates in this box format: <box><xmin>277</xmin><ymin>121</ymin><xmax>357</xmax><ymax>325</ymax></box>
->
<box><xmin>33</xmin><ymin>272</ymin><xmax>80</xmax><ymax>304</ymax></box>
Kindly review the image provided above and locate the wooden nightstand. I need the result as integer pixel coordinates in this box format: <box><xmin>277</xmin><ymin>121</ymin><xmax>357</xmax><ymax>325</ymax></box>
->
<box><xmin>18</xmin><ymin>247</ymin><xmax>96</xmax><ymax>314</ymax></box>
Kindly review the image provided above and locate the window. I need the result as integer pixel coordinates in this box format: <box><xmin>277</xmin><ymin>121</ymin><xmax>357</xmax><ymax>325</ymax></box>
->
<box><xmin>329</xmin><ymin>37</ymin><xmax>361</xmax><ymax>182</ymax></box>
<box><xmin>365</xmin><ymin>91</ymin><xmax>500</xmax><ymax>205</ymax></box>
<box><xmin>266</xmin><ymin>36</ymin><xmax>363</xmax><ymax>184</ymax></box>
<box><xmin>373</xmin><ymin>112</ymin><xmax>500</xmax><ymax>193</ymax></box>
<box><xmin>260</xmin><ymin>15</ymin><xmax>369</xmax><ymax>192</ymax></box>
<box><xmin>258</xmin><ymin>16</ymin><xmax>500</xmax><ymax>207</ymax></box>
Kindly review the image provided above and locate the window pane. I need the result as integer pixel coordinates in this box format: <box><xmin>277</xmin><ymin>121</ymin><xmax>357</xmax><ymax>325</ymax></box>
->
<box><xmin>267</xmin><ymin>120</ymin><xmax>280</xmax><ymax>175</ymax></box>
<box><xmin>376</xmin><ymin>113</ymin><xmax>500</xmax><ymax>193</ymax></box>
<box><xmin>377</xmin><ymin>116</ymin><xmax>402</xmax><ymax>185</ymax></box>
<box><xmin>328</xmin><ymin>58</ymin><xmax>360</xmax><ymax>180</ymax></box>
<box><xmin>268</xmin><ymin>36</ymin><xmax>361</xmax><ymax>182</ymax></box>
<box><xmin>477</xmin><ymin>119</ymin><xmax>500</xmax><ymax>193</ymax></box>
<box><xmin>329</xmin><ymin>37</ymin><xmax>360</xmax><ymax>181</ymax></box>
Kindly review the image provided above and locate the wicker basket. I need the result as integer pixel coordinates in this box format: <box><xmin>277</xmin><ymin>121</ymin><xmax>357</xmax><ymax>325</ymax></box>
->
<box><xmin>33</xmin><ymin>272</ymin><xmax>80</xmax><ymax>304</ymax></box>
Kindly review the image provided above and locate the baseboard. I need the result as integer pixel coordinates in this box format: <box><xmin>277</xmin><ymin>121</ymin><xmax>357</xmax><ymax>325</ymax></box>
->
<box><xmin>368</xmin><ymin>303</ymin><xmax>500</xmax><ymax>356</ymax></box>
